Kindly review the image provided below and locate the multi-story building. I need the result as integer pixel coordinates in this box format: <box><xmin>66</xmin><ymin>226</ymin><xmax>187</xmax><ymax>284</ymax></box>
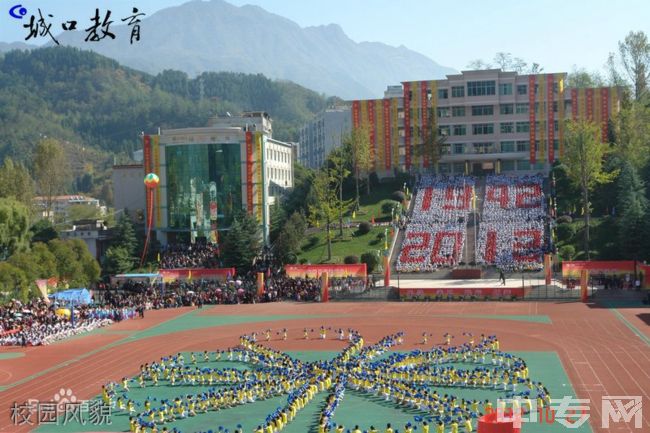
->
<box><xmin>33</xmin><ymin>195</ymin><xmax>106</xmax><ymax>222</ymax></box>
<box><xmin>300</xmin><ymin>69</ymin><xmax>622</xmax><ymax>176</ymax></box>
<box><xmin>298</xmin><ymin>107</ymin><xmax>351</xmax><ymax>168</ymax></box>
<box><xmin>144</xmin><ymin>112</ymin><xmax>293</xmax><ymax>245</ymax></box>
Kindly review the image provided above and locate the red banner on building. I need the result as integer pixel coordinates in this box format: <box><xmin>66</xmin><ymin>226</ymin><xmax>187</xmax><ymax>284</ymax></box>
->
<box><xmin>368</xmin><ymin>99</ymin><xmax>376</xmax><ymax>171</ymax></box>
<box><xmin>403</xmin><ymin>82</ymin><xmax>411</xmax><ymax>169</ymax></box>
<box><xmin>547</xmin><ymin>75</ymin><xmax>555</xmax><ymax>163</ymax></box>
<box><xmin>600</xmin><ymin>87</ymin><xmax>609</xmax><ymax>142</ymax></box>
<box><xmin>383</xmin><ymin>99</ymin><xmax>391</xmax><ymax>170</ymax></box>
<box><xmin>284</xmin><ymin>264</ymin><xmax>367</xmax><ymax>279</ymax></box>
<box><xmin>352</xmin><ymin>100</ymin><xmax>360</xmax><ymax>129</ymax></box>
<box><xmin>160</xmin><ymin>268</ymin><xmax>236</xmax><ymax>282</ymax></box>
<box><xmin>571</xmin><ymin>89</ymin><xmax>579</xmax><ymax>121</ymax></box>
<box><xmin>399</xmin><ymin>287</ymin><xmax>526</xmax><ymax>300</ymax></box>
<box><xmin>245</xmin><ymin>131</ymin><xmax>254</xmax><ymax>214</ymax></box>
<box><xmin>586</xmin><ymin>88</ymin><xmax>594</xmax><ymax>121</ymax></box>
<box><xmin>143</xmin><ymin>135</ymin><xmax>152</xmax><ymax>173</ymax></box>
<box><xmin>528</xmin><ymin>75</ymin><xmax>536</xmax><ymax>164</ymax></box>
<box><xmin>421</xmin><ymin>81</ymin><xmax>429</xmax><ymax>168</ymax></box>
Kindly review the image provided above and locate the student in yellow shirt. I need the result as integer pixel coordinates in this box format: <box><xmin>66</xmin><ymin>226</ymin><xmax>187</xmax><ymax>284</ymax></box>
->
<box><xmin>385</xmin><ymin>423</ymin><xmax>394</xmax><ymax>433</ymax></box>
<box><xmin>436</xmin><ymin>421</ymin><xmax>445</xmax><ymax>433</ymax></box>
<box><xmin>450</xmin><ymin>419</ymin><xmax>459</xmax><ymax>433</ymax></box>
<box><xmin>335</xmin><ymin>425</ymin><xmax>344</xmax><ymax>433</ymax></box>
<box><xmin>463</xmin><ymin>418</ymin><xmax>473</xmax><ymax>432</ymax></box>
<box><xmin>352</xmin><ymin>425</ymin><xmax>362</xmax><ymax>433</ymax></box>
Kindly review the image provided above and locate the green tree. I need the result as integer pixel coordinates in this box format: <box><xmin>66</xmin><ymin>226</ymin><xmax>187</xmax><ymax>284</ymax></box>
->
<box><xmin>0</xmin><ymin>158</ymin><xmax>34</xmax><ymax>205</ymax></box>
<box><xmin>615</xmin><ymin>31</ymin><xmax>650</xmax><ymax>100</ymax></box>
<box><xmin>0</xmin><ymin>197</ymin><xmax>31</xmax><ymax>261</ymax></box>
<box><xmin>283</xmin><ymin>163</ymin><xmax>314</xmax><ymax>217</ymax></box>
<box><xmin>308</xmin><ymin>169</ymin><xmax>339</xmax><ymax>261</ymax></box>
<box><xmin>221</xmin><ymin>211</ymin><xmax>262</xmax><ymax>272</ymax></box>
<box><xmin>343</xmin><ymin>126</ymin><xmax>371</xmax><ymax>208</ymax></box>
<box><xmin>113</xmin><ymin>211</ymin><xmax>138</xmax><ymax>256</ymax></box>
<box><xmin>30</xmin><ymin>219</ymin><xmax>59</xmax><ymax>243</ymax></box>
<box><xmin>563</xmin><ymin>121</ymin><xmax>618</xmax><ymax>259</ymax></box>
<box><xmin>615</xmin><ymin>161</ymin><xmax>648</xmax><ymax>260</ymax></box>
<box><xmin>102</xmin><ymin>246</ymin><xmax>133</xmax><ymax>275</ymax></box>
<box><xmin>30</xmin><ymin>242</ymin><xmax>58</xmax><ymax>278</ymax></box>
<box><xmin>0</xmin><ymin>262</ymin><xmax>30</xmax><ymax>302</ymax></box>
<box><xmin>269</xmin><ymin>202</ymin><xmax>288</xmax><ymax>245</ymax></box>
<box><xmin>47</xmin><ymin>239</ymin><xmax>84</xmax><ymax>286</ymax></box>
<box><xmin>327</xmin><ymin>148</ymin><xmax>352</xmax><ymax>237</ymax></box>
<box><xmin>274</xmin><ymin>212</ymin><xmax>307</xmax><ymax>263</ymax></box>
<box><xmin>66</xmin><ymin>204</ymin><xmax>102</xmax><ymax>223</ymax></box>
<box><xmin>32</xmin><ymin>138</ymin><xmax>70</xmax><ymax>219</ymax></box>
<box><xmin>612</xmin><ymin>102</ymin><xmax>650</xmax><ymax>168</ymax></box>
<box><xmin>566</xmin><ymin>67</ymin><xmax>604</xmax><ymax>88</ymax></box>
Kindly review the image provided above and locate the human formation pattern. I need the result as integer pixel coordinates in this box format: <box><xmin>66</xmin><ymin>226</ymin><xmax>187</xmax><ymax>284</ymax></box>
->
<box><xmin>99</xmin><ymin>327</ymin><xmax>551</xmax><ymax>433</ymax></box>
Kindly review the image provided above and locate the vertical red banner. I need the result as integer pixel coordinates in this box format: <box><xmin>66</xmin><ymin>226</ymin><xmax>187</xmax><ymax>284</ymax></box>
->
<box><xmin>580</xmin><ymin>269</ymin><xmax>589</xmax><ymax>303</ymax></box>
<box><xmin>571</xmin><ymin>89</ymin><xmax>578</xmax><ymax>121</ymax></box>
<box><xmin>368</xmin><ymin>100</ymin><xmax>376</xmax><ymax>171</ymax></box>
<box><xmin>403</xmin><ymin>82</ymin><xmax>411</xmax><ymax>169</ymax></box>
<box><xmin>547</xmin><ymin>75</ymin><xmax>555</xmax><ymax>163</ymax></box>
<box><xmin>586</xmin><ymin>89</ymin><xmax>594</xmax><ymax>121</ymax></box>
<box><xmin>383</xmin><ymin>99</ymin><xmax>391</xmax><ymax>170</ymax></box>
<box><xmin>352</xmin><ymin>100</ymin><xmax>360</xmax><ymax>129</ymax></box>
<box><xmin>528</xmin><ymin>75</ymin><xmax>536</xmax><ymax>164</ymax></box>
<box><xmin>600</xmin><ymin>88</ymin><xmax>609</xmax><ymax>142</ymax></box>
<box><xmin>143</xmin><ymin>135</ymin><xmax>152</xmax><ymax>173</ymax></box>
<box><xmin>245</xmin><ymin>131</ymin><xmax>253</xmax><ymax>214</ymax></box>
<box><xmin>421</xmin><ymin>81</ymin><xmax>429</xmax><ymax>168</ymax></box>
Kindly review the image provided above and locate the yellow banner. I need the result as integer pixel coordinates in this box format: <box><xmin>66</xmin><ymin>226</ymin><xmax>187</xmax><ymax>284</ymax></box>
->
<box><xmin>392</xmin><ymin>97</ymin><xmax>399</xmax><ymax>168</ymax></box>
<box><xmin>255</xmin><ymin>132</ymin><xmax>263</xmax><ymax>223</ymax></box>
<box><xmin>557</xmin><ymin>74</ymin><xmax>565</xmax><ymax>157</ymax></box>
<box><xmin>537</xmin><ymin>74</ymin><xmax>545</xmax><ymax>162</ymax></box>
<box><xmin>376</xmin><ymin>99</ymin><xmax>385</xmax><ymax>173</ymax></box>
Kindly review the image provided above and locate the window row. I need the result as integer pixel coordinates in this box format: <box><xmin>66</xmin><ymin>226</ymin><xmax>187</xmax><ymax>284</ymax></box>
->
<box><xmin>441</xmin><ymin>140</ymin><xmax>560</xmax><ymax>154</ymax></box>
<box><xmin>433</xmin><ymin>81</ymin><xmax>561</xmax><ymax>100</ymax></box>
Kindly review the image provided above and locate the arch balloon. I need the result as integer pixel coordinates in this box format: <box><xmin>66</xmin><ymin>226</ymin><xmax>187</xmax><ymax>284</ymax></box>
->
<box><xmin>140</xmin><ymin>173</ymin><xmax>159</xmax><ymax>267</ymax></box>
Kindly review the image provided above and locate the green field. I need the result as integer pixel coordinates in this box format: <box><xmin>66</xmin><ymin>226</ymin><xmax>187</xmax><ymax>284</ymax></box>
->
<box><xmin>297</xmin><ymin>226</ymin><xmax>394</xmax><ymax>265</ymax></box>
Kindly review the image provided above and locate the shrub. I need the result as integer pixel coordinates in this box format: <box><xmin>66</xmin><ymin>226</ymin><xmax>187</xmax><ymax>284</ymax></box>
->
<box><xmin>381</xmin><ymin>200</ymin><xmax>397</xmax><ymax>215</ymax></box>
<box><xmin>304</xmin><ymin>235</ymin><xmax>319</xmax><ymax>249</ymax></box>
<box><xmin>357</xmin><ymin>221</ymin><xmax>372</xmax><ymax>235</ymax></box>
<box><xmin>344</xmin><ymin>255</ymin><xmax>359</xmax><ymax>264</ymax></box>
<box><xmin>558</xmin><ymin>245</ymin><xmax>576</xmax><ymax>261</ymax></box>
<box><xmin>376</xmin><ymin>231</ymin><xmax>385</xmax><ymax>240</ymax></box>
<box><xmin>299</xmin><ymin>258</ymin><xmax>308</xmax><ymax>264</ymax></box>
<box><xmin>360</xmin><ymin>251</ymin><xmax>380</xmax><ymax>273</ymax></box>
<box><xmin>285</xmin><ymin>253</ymin><xmax>298</xmax><ymax>264</ymax></box>
<box><xmin>369</xmin><ymin>172</ymin><xmax>380</xmax><ymax>188</ymax></box>
<box><xmin>557</xmin><ymin>215</ymin><xmax>573</xmax><ymax>224</ymax></box>
<box><xmin>391</xmin><ymin>191</ymin><xmax>406</xmax><ymax>202</ymax></box>
<box><xmin>556</xmin><ymin>223</ymin><xmax>576</xmax><ymax>242</ymax></box>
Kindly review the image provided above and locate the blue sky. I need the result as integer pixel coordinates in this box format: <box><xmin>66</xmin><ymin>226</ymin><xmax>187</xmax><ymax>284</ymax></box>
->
<box><xmin>1</xmin><ymin>0</ymin><xmax>648</xmax><ymax>75</ymax></box>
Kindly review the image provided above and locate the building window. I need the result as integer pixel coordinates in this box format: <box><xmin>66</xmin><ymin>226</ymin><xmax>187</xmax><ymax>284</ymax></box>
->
<box><xmin>515</xmin><ymin>121</ymin><xmax>530</xmax><ymax>133</ymax></box>
<box><xmin>516</xmin><ymin>140</ymin><xmax>530</xmax><ymax>152</ymax></box>
<box><xmin>437</xmin><ymin>107</ymin><xmax>451</xmax><ymax>118</ymax></box>
<box><xmin>453</xmin><ymin>125</ymin><xmax>466</xmax><ymax>136</ymax></box>
<box><xmin>501</xmin><ymin>160</ymin><xmax>515</xmax><ymax>171</ymax></box>
<box><xmin>500</xmin><ymin>122</ymin><xmax>514</xmax><ymax>134</ymax></box>
<box><xmin>500</xmin><ymin>141</ymin><xmax>515</xmax><ymax>152</ymax></box>
<box><xmin>516</xmin><ymin>84</ymin><xmax>527</xmax><ymax>95</ymax></box>
<box><xmin>467</xmin><ymin>80</ymin><xmax>496</xmax><ymax>96</ymax></box>
<box><xmin>515</xmin><ymin>103</ymin><xmax>529</xmax><ymax>114</ymax></box>
<box><xmin>518</xmin><ymin>160</ymin><xmax>531</xmax><ymax>171</ymax></box>
<box><xmin>472</xmin><ymin>123</ymin><xmax>494</xmax><ymax>135</ymax></box>
<box><xmin>500</xmin><ymin>104</ymin><xmax>514</xmax><ymax>115</ymax></box>
<box><xmin>452</xmin><ymin>106</ymin><xmax>466</xmax><ymax>117</ymax></box>
<box><xmin>441</xmin><ymin>144</ymin><xmax>451</xmax><ymax>155</ymax></box>
<box><xmin>472</xmin><ymin>142</ymin><xmax>494</xmax><ymax>154</ymax></box>
<box><xmin>453</xmin><ymin>162</ymin><xmax>465</xmax><ymax>173</ymax></box>
<box><xmin>453</xmin><ymin>143</ymin><xmax>465</xmax><ymax>154</ymax></box>
<box><xmin>438</xmin><ymin>125</ymin><xmax>451</xmax><ymax>136</ymax></box>
<box><xmin>451</xmin><ymin>86</ymin><xmax>465</xmax><ymax>98</ymax></box>
<box><xmin>438</xmin><ymin>88</ymin><xmax>449</xmax><ymax>99</ymax></box>
<box><xmin>499</xmin><ymin>83</ymin><xmax>513</xmax><ymax>95</ymax></box>
<box><xmin>471</xmin><ymin>105</ymin><xmax>494</xmax><ymax>116</ymax></box>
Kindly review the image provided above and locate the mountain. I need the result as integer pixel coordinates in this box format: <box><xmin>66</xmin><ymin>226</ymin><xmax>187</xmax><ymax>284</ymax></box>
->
<box><xmin>0</xmin><ymin>46</ymin><xmax>335</xmax><ymax>200</ymax></box>
<box><xmin>0</xmin><ymin>42</ymin><xmax>36</xmax><ymax>53</ymax></box>
<box><xmin>50</xmin><ymin>0</ymin><xmax>456</xmax><ymax>99</ymax></box>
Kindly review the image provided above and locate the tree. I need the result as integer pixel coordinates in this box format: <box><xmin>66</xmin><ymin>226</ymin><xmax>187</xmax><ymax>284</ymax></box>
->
<box><xmin>274</xmin><ymin>212</ymin><xmax>307</xmax><ymax>263</ymax></box>
<box><xmin>30</xmin><ymin>242</ymin><xmax>58</xmax><ymax>278</ymax></box>
<box><xmin>492</xmin><ymin>52</ymin><xmax>527</xmax><ymax>73</ymax></box>
<box><xmin>66</xmin><ymin>204</ymin><xmax>102</xmax><ymax>223</ymax></box>
<box><xmin>102</xmin><ymin>246</ymin><xmax>133</xmax><ymax>275</ymax></box>
<box><xmin>615</xmin><ymin>161</ymin><xmax>648</xmax><ymax>260</ymax></box>
<box><xmin>308</xmin><ymin>169</ymin><xmax>339</xmax><ymax>261</ymax></box>
<box><xmin>566</xmin><ymin>67</ymin><xmax>604</xmax><ymax>88</ymax></box>
<box><xmin>616</xmin><ymin>31</ymin><xmax>650</xmax><ymax>100</ymax></box>
<box><xmin>342</xmin><ymin>126</ymin><xmax>371</xmax><ymax>208</ymax></box>
<box><xmin>283</xmin><ymin>162</ymin><xmax>314</xmax><ymax>217</ymax></box>
<box><xmin>30</xmin><ymin>219</ymin><xmax>59</xmax><ymax>243</ymax></box>
<box><xmin>221</xmin><ymin>211</ymin><xmax>261</xmax><ymax>272</ymax></box>
<box><xmin>47</xmin><ymin>239</ymin><xmax>100</xmax><ymax>287</ymax></box>
<box><xmin>563</xmin><ymin>121</ymin><xmax>618</xmax><ymax>259</ymax></box>
<box><xmin>612</xmin><ymin>102</ymin><xmax>650</xmax><ymax>168</ymax></box>
<box><xmin>0</xmin><ymin>158</ymin><xmax>34</xmax><ymax>205</ymax></box>
<box><xmin>0</xmin><ymin>262</ymin><xmax>30</xmax><ymax>303</ymax></box>
<box><xmin>113</xmin><ymin>211</ymin><xmax>137</xmax><ymax>256</ymax></box>
<box><xmin>466</xmin><ymin>59</ymin><xmax>492</xmax><ymax>70</ymax></box>
<box><xmin>32</xmin><ymin>138</ymin><xmax>70</xmax><ymax>220</ymax></box>
<box><xmin>327</xmin><ymin>148</ymin><xmax>352</xmax><ymax>237</ymax></box>
<box><xmin>269</xmin><ymin>202</ymin><xmax>288</xmax><ymax>245</ymax></box>
<box><xmin>0</xmin><ymin>197</ymin><xmax>31</xmax><ymax>261</ymax></box>
<box><xmin>417</xmin><ymin>114</ymin><xmax>447</xmax><ymax>171</ymax></box>
<box><xmin>68</xmin><ymin>239</ymin><xmax>101</xmax><ymax>285</ymax></box>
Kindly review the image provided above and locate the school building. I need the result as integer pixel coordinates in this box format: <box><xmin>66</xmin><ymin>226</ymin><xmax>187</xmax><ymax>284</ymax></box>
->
<box><xmin>142</xmin><ymin>112</ymin><xmax>294</xmax><ymax>245</ymax></box>
<box><xmin>299</xmin><ymin>69</ymin><xmax>622</xmax><ymax>175</ymax></box>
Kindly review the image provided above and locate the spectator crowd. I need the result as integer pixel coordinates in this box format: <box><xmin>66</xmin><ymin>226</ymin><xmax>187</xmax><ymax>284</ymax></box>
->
<box><xmin>396</xmin><ymin>175</ymin><xmax>475</xmax><ymax>272</ymax></box>
<box><xmin>159</xmin><ymin>241</ymin><xmax>220</xmax><ymax>269</ymax></box>
<box><xmin>477</xmin><ymin>174</ymin><xmax>546</xmax><ymax>272</ymax></box>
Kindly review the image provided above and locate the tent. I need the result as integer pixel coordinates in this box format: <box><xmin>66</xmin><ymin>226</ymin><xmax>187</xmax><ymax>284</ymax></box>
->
<box><xmin>49</xmin><ymin>288</ymin><xmax>92</xmax><ymax>305</ymax></box>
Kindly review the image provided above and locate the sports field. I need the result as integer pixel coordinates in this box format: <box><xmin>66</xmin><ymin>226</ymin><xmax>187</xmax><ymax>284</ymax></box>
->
<box><xmin>1</xmin><ymin>301</ymin><xmax>648</xmax><ymax>433</ymax></box>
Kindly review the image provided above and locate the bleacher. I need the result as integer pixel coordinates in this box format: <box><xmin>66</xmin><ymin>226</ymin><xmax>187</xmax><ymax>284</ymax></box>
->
<box><xmin>395</xmin><ymin>174</ymin><xmax>547</xmax><ymax>274</ymax></box>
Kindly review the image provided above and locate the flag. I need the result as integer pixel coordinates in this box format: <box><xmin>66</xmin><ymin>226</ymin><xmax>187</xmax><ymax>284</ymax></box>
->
<box><xmin>157</xmin><ymin>252</ymin><xmax>160</xmax><ymax>262</ymax></box>
<box><xmin>188</xmin><ymin>270</ymin><xmax>192</xmax><ymax>281</ymax></box>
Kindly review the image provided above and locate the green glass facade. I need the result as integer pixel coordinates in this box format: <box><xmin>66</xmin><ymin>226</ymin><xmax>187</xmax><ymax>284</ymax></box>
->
<box><xmin>165</xmin><ymin>143</ymin><xmax>242</xmax><ymax>236</ymax></box>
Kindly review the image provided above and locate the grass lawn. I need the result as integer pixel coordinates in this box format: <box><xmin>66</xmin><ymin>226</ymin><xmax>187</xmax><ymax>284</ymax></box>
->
<box><xmin>346</xmin><ymin>178</ymin><xmax>405</xmax><ymax>223</ymax></box>
<box><xmin>297</xmin><ymin>226</ymin><xmax>395</xmax><ymax>265</ymax></box>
